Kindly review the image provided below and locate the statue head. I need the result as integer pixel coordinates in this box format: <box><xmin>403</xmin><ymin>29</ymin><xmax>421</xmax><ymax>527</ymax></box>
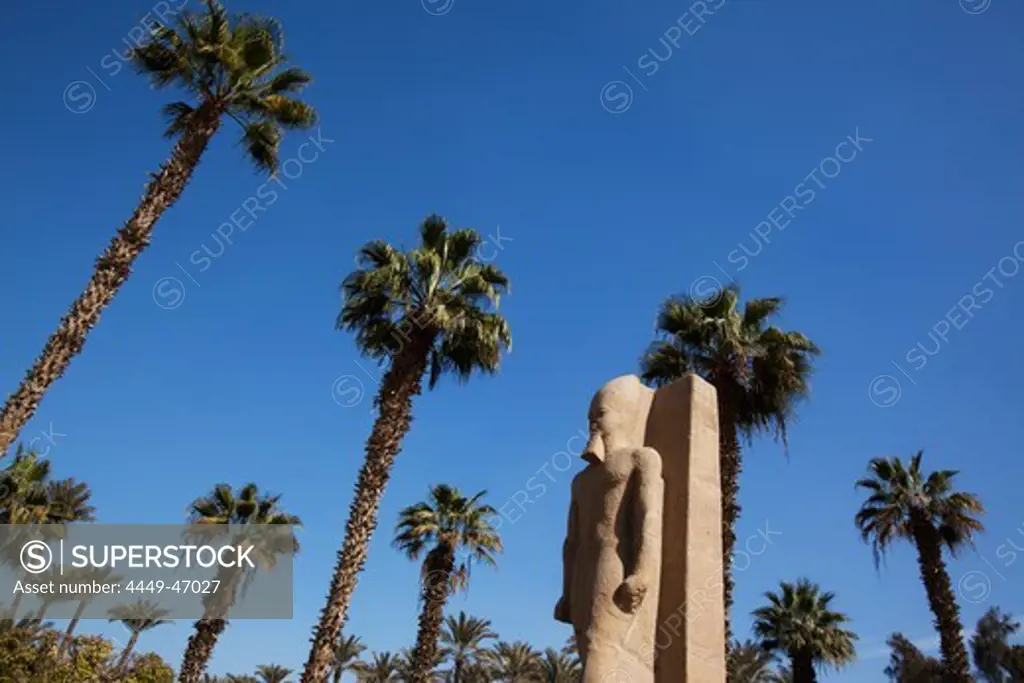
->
<box><xmin>582</xmin><ymin>375</ymin><xmax>655</xmax><ymax>465</ymax></box>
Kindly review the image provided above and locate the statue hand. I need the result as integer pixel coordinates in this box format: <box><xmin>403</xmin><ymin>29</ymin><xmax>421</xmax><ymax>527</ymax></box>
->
<box><xmin>613</xmin><ymin>575</ymin><xmax>648</xmax><ymax>613</ymax></box>
<box><xmin>554</xmin><ymin>596</ymin><xmax>572</xmax><ymax>624</ymax></box>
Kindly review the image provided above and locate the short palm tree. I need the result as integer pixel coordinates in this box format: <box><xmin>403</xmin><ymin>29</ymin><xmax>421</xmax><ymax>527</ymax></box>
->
<box><xmin>752</xmin><ymin>579</ymin><xmax>857</xmax><ymax>683</ymax></box>
<box><xmin>354</xmin><ymin>652</ymin><xmax>401</xmax><ymax>683</ymax></box>
<box><xmin>440</xmin><ymin>612</ymin><xmax>498</xmax><ymax>683</ymax></box>
<box><xmin>0</xmin><ymin>449</ymin><xmax>94</xmax><ymax>618</ymax></box>
<box><xmin>483</xmin><ymin>641</ymin><xmax>542</xmax><ymax>683</ymax></box>
<box><xmin>395</xmin><ymin>486</ymin><xmax>501</xmax><ymax>683</ymax></box>
<box><xmin>60</xmin><ymin>567</ymin><xmax>121</xmax><ymax>655</ymax></box>
<box><xmin>179</xmin><ymin>483</ymin><xmax>301</xmax><ymax>683</ymax></box>
<box><xmin>538</xmin><ymin>647</ymin><xmax>579</xmax><ymax>683</ymax></box>
<box><xmin>256</xmin><ymin>664</ymin><xmax>293</xmax><ymax>683</ymax></box>
<box><xmin>109</xmin><ymin>600</ymin><xmax>172</xmax><ymax>677</ymax></box>
<box><xmin>728</xmin><ymin>639</ymin><xmax>783</xmax><ymax>683</ymax></box>
<box><xmin>639</xmin><ymin>285</ymin><xmax>818</xmax><ymax>646</ymax></box>
<box><xmin>302</xmin><ymin>216</ymin><xmax>511</xmax><ymax>682</ymax></box>
<box><xmin>331</xmin><ymin>634</ymin><xmax>367</xmax><ymax>683</ymax></box>
<box><xmin>855</xmin><ymin>452</ymin><xmax>983</xmax><ymax>682</ymax></box>
<box><xmin>0</xmin><ymin>1</ymin><xmax>316</xmax><ymax>457</ymax></box>
<box><xmin>971</xmin><ymin>607</ymin><xmax>1019</xmax><ymax>683</ymax></box>
<box><xmin>883</xmin><ymin>633</ymin><xmax>943</xmax><ymax>682</ymax></box>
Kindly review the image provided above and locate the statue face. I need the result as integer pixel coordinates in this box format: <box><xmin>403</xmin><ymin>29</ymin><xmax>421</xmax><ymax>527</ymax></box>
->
<box><xmin>582</xmin><ymin>376</ymin><xmax>651</xmax><ymax>464</ymax></box>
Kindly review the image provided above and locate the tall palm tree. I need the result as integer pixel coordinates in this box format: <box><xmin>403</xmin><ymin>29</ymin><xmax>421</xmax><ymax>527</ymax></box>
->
<box><xmin>302</xmin><ymin>215</ymin><xmax>512</xmax><ymax>682</ymax></box>
<box><xmin>354</xmin><ymin>652</ymin><xmax>401</xmax><ymax>683</ymax></box>
<box><xmin>639</xmin><ymin>284</ymin><xmax>818</xmax><ymax>646</ymax></box>
<box><xmin>483</xmin><ymin>641</ymin><xmax>542</xmax><ymax>683</ymax></box>
<box><xmin>109</xmin><ymin>600</ymin><xmax>172</xmax><ymax>677</ymax></box>
<box><xmin>728</xmin><ymin>639</ymin><xmax>782</xmax><ymax>683</ymax></box>
<box><xmin>971</xmin><ymin>607</ymin><xmax>1019</xmax><ymax>683</ymax></box>
<box><xmin>440</xmin><ymin>612</ymin><xmax>498</xmax><ymax>683</ymax></box>
<box><xmin>256</xmin><ymin>664</ymin><xmax>294</xmax><ymax>683</ymax></box>
<box><xmin>331</xmin><ymin>634</ymin><xmax>367</xmax><ymax>683</ymax></box>
<box><xmin>538</xmin><ymin>647</ymin><xmax>579</xmax><ymax>683</ymax></box>
<box><xmin>751</xmin><ymin>578</ymin><xmax>857</xmax><ymax>683</ymax></box>
<box><xmin>0</xmin><ymin>0</ymin><xmax>316</xmax><ymax>457</ymax></box>
<box><xmin>179</xmin><ymin>483</ymin><xmax>301</xmax><ymax>683</ymax></box>
<box><xmin>394</xmin><ymin>485</ymin><xmax>501</xmax><ymax>683</ymax></box>
<box><xmin>883</xmin><ymin>633</ymin><xmax>943</xmax><ymax>683</ymax></box>
<box><xmin>855</xmin><ymin>451</ymin><xmax>984</xmax><ymax>682</ymax></box>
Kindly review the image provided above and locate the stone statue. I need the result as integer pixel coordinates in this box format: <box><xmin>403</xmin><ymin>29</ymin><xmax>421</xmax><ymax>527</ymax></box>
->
<box><xmin>555</xmin><ymin>373</ymin><xmax>726</xmax><ymax>683</ymax></box>
<box><xmin>554</xmin><ymin>375</ymin><xmax>663</xmax><ymax>683</ymax></box>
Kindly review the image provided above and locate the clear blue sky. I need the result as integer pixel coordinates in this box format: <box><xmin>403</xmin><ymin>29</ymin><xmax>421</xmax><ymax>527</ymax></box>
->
<box><xmin>2</xmin><ymin>0</ymin><xmax>1023</xmax><ymax>680</ymax></box>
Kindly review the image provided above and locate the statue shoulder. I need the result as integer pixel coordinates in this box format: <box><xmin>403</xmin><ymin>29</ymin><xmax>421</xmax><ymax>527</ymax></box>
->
<box><xmin>632</xmin><ymin>446</ymin><xmax>662</xmax><ymax>473</ymax></box>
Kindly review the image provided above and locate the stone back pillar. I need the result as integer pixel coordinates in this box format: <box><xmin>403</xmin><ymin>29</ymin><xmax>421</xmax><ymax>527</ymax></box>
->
<box><xmin>643</xmin><ymin>374</ymin><xmax>725</xmax><ymax>683</ymax></box>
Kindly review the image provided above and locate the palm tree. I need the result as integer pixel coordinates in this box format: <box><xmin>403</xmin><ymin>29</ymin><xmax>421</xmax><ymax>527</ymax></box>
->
<box><xmin>397</xmin><ymin>647</ymin><xmax>446</xmax><ymax>682</ymax></box>
<box><xmin>60</xmin><ymin>567</ymin><xmax>123</xmax><ymax>655</ymax></box>
<box><xmin>257</xmin><ymin>664</ymin><xmax>294</xmax><ymax>683</ymax></box>
<box><xmin>331</xmin><ymin>634</ymin><xmax>367</xmax><ymax>683</ymax></box>
<box><xmin>855</xmin><ymin>452</ymin><xmax>983</xmax><ymax>682</ymax></box>
<box><xmin>639</xmin><ymin>285</ymin><xmax>818</xmax><ymax>646</ymax></box>
<box><xmin>538</xmin><ymin>647</ymin><xmax>579</xmax><ymax>683</ymax></box>
<box><xmin>483</xmin><ymin>641</ymin><xmax>542</xmax><ymax>683</ymax></box>
<box><xmin>109</xmin><ymin>600</ymin><xmax>172</xmax><ymax>677</ymax></box>
<box><xmin>883</xmin><ymin>633</ymin><xmax>943</xmax><ymax>683</ymax></box>
<box><xmin>394</xmin><ymin>485</ymin><xmax>501</xmax><ymax>683</ymax></box>
<box><xmin>302</xmin><ymin>215</ymin><xmax>512</xmax><ymax>682</ymax></box>
<box><xmin>751</xmin><ymin>579</ymin><xmax>857</xmax><ymax>683</ymax></box>
<box><xmin>0</xmin><ymin>449</ymin><xmax>94</xmax><ymax>618</ymax></box>
<box><xmin>179</xmin><ymin>483</ymin><xmax>301</xmax><ymax>683</ymax></box>
<box><xmin>0</xmin><ymin>1</ymin><xmax>316</xmax><ymax>457</ymax></box>
<box><xmin>728</xmin><ymin>639</ymin><xmax>782</xmax><ymax>683</ymax></box>
<box><xmin>354</xmin><ymin>652</ymin><xmax>401</xmax><ymax>683</ymax></box>
<box><xmin>440</xmin><ymin>612</ymin><xmax>498</xmax><ymax>683</ymax></box>
<box><xmin>971</xmin><ymin>607</ymin><xmax>1019</xmax><ymax>683</ymax></box>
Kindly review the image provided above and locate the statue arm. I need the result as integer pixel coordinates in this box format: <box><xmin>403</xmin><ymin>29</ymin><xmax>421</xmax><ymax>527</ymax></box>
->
<box><xmin>614</xmin><ymin>447</ymin><xmax>663</xmax><ymax>613</ymax></box>
<box><xmin>555</xmin><ymin>483</ymin><xmax>579</xmax><ymax>624</ymax></box>
<box><xmin>631</xmin><ymin>447</ymin><xmax>663</xmax><ymax>582</ymax></box>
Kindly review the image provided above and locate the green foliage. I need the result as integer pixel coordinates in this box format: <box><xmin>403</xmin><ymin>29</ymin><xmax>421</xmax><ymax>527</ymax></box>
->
<box><xmin>394</xmin><ymin>485</ymin><xmax>501</xmax><ymax>593</ymax></box>
<box><xmin>331</xmin><ymin>633</ymin><xmax>367</xmax><ymax>682</ymax></box>
<box><xmin>255</xmin><ymin>663</ymin><xmax>293</xmax><ymax>683</ymax></box>
<box><xmin>639</xmin><ymin>284</ymin><xmax>819</xmax><ymax>443</ymax></box>
<box><xmin>339</xmin><ymin>215</ymin><xmax>512</xmax><ymax>389</ymax></box>
<box><xmin>752</xmin><ymin>579</ymin><xmax>857</xmax><ymax>675</ymax></box>
<box><xmin>130</xmin><ymin>1</ymin><xmax>316</xmax><ymax>174</ymax></box>
<box><xmin>353</xmin><ymin>650</ymin><xmax>401</xmax><ymax>682</ymax></box>
<box><xmin>883</xmin><ymin>633</ymin><xmax>943</xmax><ymax>683</ymax></box>
<box><xmin>440</xmin><ymin>612</ymin><xmax>497</xmax><ymax>680</ymax></box>
<box><xmin>855</xmin><ymin>451</ymin><xmax>985</xmax><ymax>566</ymax></box>
<box><xmin>0</xmin><ymin>445</ymin><xmax>94</xmax><ymax>525</ymax></box>
<box><xmin>728</xmin><ymin>639</ymin><xmax>787</xmax><ymax>683</ymax></box>
<box><xmin>0</xmin><ymin>623</ymin><xmax>173</xmax><ymax>682</ymax></box>
<box><xmin>971</xmin><ymin>607</ymin><xmax>1024</xmax><ymax>683</ymax></box>
<box><xmin>482</xmin><ymin>641</ymin><xmax>543</xmax><ymax>682</ymax></box>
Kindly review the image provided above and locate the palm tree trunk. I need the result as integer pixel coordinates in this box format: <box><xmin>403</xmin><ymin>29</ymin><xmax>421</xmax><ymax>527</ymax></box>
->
<box><xmin>8</xmin><ymin>589</ymin><xmax>25</xmax><ymax>619</ymax></box>
<box><xmin>0</xmin><ymin>102</ymin><xmax>222</xmax><ymax>457</ymax></box>
<box><xmin>717</xmin><ymin>393</ymin><xmax>741</xmax><ymax>651</ymax></box>
<box><xmin>301</xmin><ymin>334</ymin><xmax>434</xmax><ymax>683</ymax></box>
<box><xmin>911</xmin><ymin>520</ymin><xmax>972</xmax><ymax>683</ymax></box>
<box><xmin>790</xmin><ymin>651</ymin><xmax>816</xmax><ymax>683</ymax></box>
<box><xmin>60</xmin><ymin>600</ymin><xmax>88</xmax><ymax>655</ymax></box>
<box><xmin>409</xmin><ymin>551</ymin><xmax>455</xmax><ymax>683</ymax></box>
<box><xmin>178</xmin><ymin>618</ymin><xmax>227</xmax><ymax>683</ymax></box>
<box><xmin>454</xmin><ymin>658</ymin><xmax>463</xmax><ymax>683</ymax></box>
<box><xmin>117</xmin><ymin>630</ymin><xmax>141</xmax><ymax>678</ymax></box>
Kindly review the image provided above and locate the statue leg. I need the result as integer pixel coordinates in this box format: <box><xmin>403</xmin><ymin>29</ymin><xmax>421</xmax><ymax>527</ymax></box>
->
<box><xmin>581</xmin><ymin>631</ymin><xmax>655</xmax><ymax>683</ymax></box>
